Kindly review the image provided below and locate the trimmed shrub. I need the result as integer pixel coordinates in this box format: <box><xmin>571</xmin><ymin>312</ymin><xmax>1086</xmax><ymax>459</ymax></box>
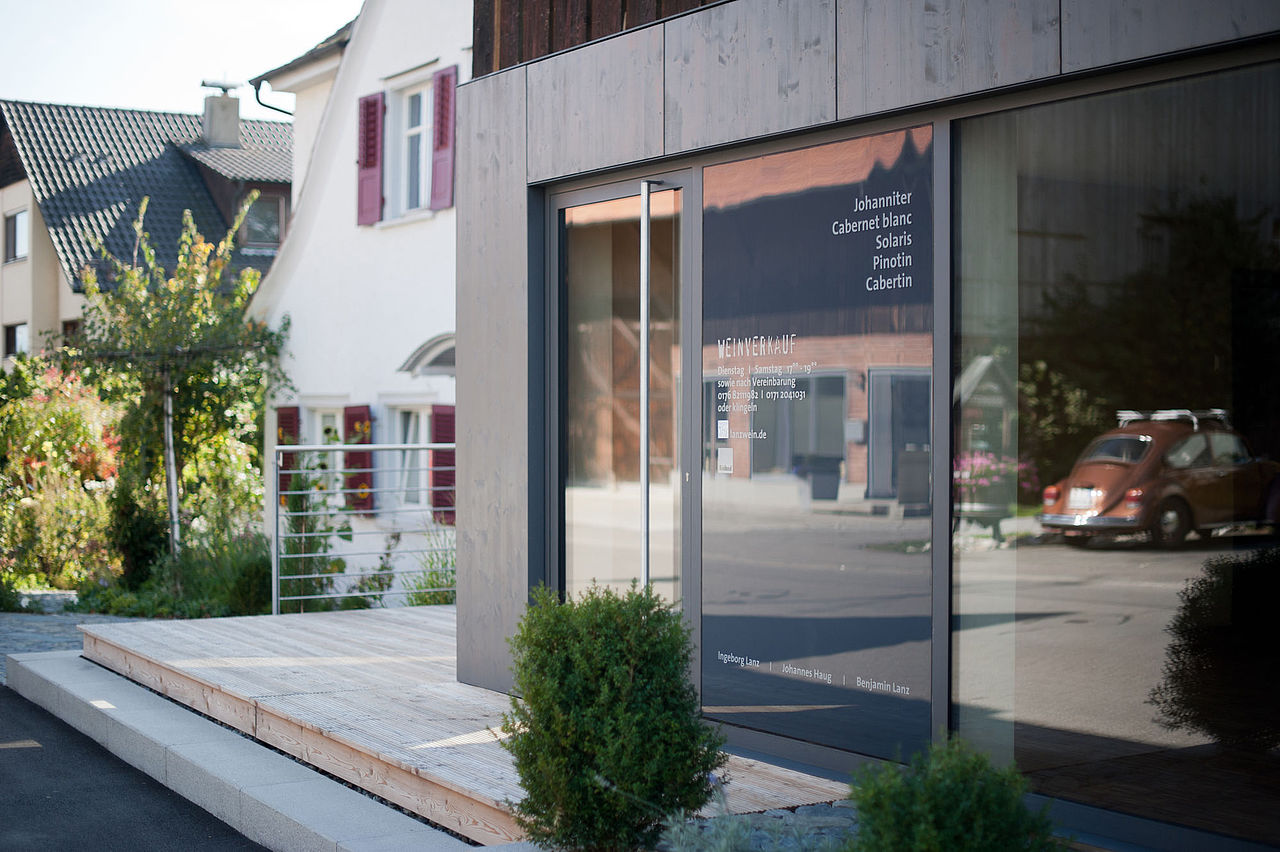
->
<box><xmin>502</xmin><ymin>583</ymin><xmax>726</xmax><ymax>851</ymax></box>
<box><xmin>849</xmin><ymin>736</ymin><xmax>1066</xmax><ymax>852</ymax></box>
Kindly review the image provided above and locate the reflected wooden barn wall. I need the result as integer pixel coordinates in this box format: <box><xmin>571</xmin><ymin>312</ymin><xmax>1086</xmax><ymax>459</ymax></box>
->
<box><xmin>472</xmin><ymin>0</ymin><xmax>716</xmax><ymax>76</ymax></box>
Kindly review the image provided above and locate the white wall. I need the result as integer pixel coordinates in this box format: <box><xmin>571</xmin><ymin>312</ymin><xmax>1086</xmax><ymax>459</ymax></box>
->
<box><xmin>251</xmin><ymin>0</ymin><xmax>470</xmax><ymax>560</ymax></box>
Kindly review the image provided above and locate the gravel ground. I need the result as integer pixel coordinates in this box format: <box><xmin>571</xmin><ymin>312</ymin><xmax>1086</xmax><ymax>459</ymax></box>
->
<box><xmin>0</xmin><ymin>610</ymin><xmax>148</xmax><ymax>684</ymax></box>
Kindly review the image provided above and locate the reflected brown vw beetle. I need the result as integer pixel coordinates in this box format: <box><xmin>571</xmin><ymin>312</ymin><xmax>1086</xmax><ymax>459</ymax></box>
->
<box><xmin>1039</xmin><ymin>410</ymin><xmax>1280</xmax><ymax>547</ymax></box>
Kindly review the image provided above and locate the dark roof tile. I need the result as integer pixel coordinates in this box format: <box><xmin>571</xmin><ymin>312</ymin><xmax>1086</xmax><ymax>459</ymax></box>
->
<box><xmin>0</xmin><ymin>99</ymin><xmax>291</xmax><ymax>288</ymax></box>
<box><xmin>181</xmin><ymin>141</ymin><xmax>291</xmax><ymax>183</ymax></box>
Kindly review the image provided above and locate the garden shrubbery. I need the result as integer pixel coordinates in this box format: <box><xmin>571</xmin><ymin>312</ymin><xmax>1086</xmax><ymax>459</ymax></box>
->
<box><xmin>502</xmin><ymin>583</ymin><xmax>725</xmax><ymax>851</ymax></box>
<box><xmin>848</xmin><ymin>736</ymin><xmax>1066</xmax><ymax>852</ymax></box>
<box><xmin>0</xmin><ymin>361</ymin><xmax>121</xmax><ymax>591</ymax></box>
<box><xmin>0</xmin><ymin>201</ymin><xmax>289</xmax><ymax>619</ymax></box>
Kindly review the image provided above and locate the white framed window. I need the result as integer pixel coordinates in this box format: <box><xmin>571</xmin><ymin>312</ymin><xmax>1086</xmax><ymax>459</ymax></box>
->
<box><xmin>4</xmin><ymin>209</ymin><xmax>29</xmax><ymax>262</ymax></box>
<box><xmin>402</xmin><ymin>85</ymin><xmax>432</xmax><ymax>213</ymax></box>
<box><xmin>356</xmin><ymin>64</ymin><xmax>456</xmax><ymax>225</ymax></box>
<box><xmin>311</xmin><ymin>409</ymin><xmax>343</xmax><ymax>492</ymax></box>
<box><xmin>395</xmin><ymin>408</ymin><xmax>425</xmax><ymax>504</ymax></box>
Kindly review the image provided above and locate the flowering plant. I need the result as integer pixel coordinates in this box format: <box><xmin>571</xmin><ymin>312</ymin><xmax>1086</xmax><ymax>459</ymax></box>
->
<box><xmin>1</xmin><ymin>365</ymin><xmax>120</xmax><ymax>486</ymax></box>
<box><xmin>952</xmin><ymin>451</ymin><xmax>1038</xmax><ymax>504</ymax></box>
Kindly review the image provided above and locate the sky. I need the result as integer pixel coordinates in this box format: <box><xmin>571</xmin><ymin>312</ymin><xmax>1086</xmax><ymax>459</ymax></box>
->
<box><xmin>0</xmin><ymin>0</ymin><xmax>366</xmax><ymax>121</ymax></box>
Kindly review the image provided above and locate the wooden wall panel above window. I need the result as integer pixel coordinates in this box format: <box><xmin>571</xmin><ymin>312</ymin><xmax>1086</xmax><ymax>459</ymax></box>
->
<box><xmin>472</xmin><ymin>0</ymin><xmax>720</xmax><ymax>77</ymax></box>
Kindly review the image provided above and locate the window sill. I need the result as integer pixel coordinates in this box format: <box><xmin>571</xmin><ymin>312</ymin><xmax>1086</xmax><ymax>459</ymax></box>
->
<box><xmin>3</xmin><ymin>256</ymin><xmax>28</xmax><ymax>265</ymax></box>
<box><xmin>374</xmin><ymin>207</ymin><xmax>441</xmax><ymax>230</ymax></box>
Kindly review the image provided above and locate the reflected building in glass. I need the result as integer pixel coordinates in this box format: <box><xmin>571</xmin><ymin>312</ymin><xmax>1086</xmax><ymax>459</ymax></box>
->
<box><xmin>700</xmin><ymin>129</ymin><xmax>935</xmax><ymax>758</ymax></box>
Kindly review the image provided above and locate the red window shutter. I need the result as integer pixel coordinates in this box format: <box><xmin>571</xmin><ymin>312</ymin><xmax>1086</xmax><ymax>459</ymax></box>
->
<box><xmin>428</xmin><ymin>66</ymin><xmax>457</xmax><ymax>211</ymax></box>
<box><xmin>357</xmin><ymin>93</ymin><xmax>385</xmax><ymax>225</ymax></box>
<box><xmin>276</xmin><ymin>406</ymin><xmax>300</xmax><ymax>504</ymax></box>
<box><xmin>428</xmin><ymin>404</ymin><xmax>456</xmax><ymax>525</ymax></box>
<box><xmin>343</xmin><ymin>405</ymin><xmax>375</xmax><ymax>512</ymax></box>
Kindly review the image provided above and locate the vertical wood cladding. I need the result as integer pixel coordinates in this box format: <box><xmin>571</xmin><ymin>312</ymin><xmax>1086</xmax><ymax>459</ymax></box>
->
<box><xmin>473</xmin><ymin>0</ymin><xmax>495</xmax><ymax>77</ymax></box>
<box><xmin>523</xmin><ymin>1</ymin><xmax>552</xmax><ymax>64</ymax></box>
<box><xmin>473</xmin><ymin>0</ymin><xmax>718</xmax><ymax>77</ymax></box>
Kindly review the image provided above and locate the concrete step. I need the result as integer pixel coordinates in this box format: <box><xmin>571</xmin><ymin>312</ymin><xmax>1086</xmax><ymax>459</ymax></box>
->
<box><xmin>4</xmin><ymin>650</ymin><xmax>537</xmax><ymax>852</ymax></box>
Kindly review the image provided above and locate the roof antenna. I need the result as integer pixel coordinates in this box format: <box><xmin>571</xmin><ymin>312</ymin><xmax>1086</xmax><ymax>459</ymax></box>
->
<box><xmin>201</xmin><ymin>80</ymin><xmax>241</xmax><ymax>96</ymax></box>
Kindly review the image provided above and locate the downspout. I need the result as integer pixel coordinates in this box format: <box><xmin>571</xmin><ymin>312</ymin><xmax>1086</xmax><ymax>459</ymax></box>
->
<box><xmin>252</xmin><ymin>80</ymin><xmax>293</xmax><ymax>117</ymax></box>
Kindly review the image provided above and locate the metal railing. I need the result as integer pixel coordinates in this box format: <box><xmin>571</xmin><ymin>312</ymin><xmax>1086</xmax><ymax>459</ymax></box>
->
<box><xmin>271</xmin><ymin>442</ymin><xmax>456</xmax><ymax>614</ymax></box>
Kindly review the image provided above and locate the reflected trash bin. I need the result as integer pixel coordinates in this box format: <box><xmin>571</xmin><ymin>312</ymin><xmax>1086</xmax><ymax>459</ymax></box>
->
<box><xmin>796</xmin><ymin>454</ymin><xmax>842</xmax><ymax>500</ymax></box>
<box><xmin>898</xmin><ymin>445</ymin><xmax>930</xmax><ymax>504</ymax></box>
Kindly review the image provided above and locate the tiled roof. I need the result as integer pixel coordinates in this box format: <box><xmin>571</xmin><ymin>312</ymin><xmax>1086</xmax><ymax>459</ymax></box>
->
<box><xmin>182</xmin><ymin>138</ymin><xmax>292</xmax><ymax>183</ymax></box>
<box><xmin>0</xmin><ymin>99</ymin><xmax>291</xmax><ymax>288</ymax></box>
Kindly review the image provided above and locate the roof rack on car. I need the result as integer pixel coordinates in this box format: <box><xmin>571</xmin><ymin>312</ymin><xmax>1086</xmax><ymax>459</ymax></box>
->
<box><xmin>1116</xmin><ymin>409</ymin><xmax>1230</xmax><ymax>429</ymax></box>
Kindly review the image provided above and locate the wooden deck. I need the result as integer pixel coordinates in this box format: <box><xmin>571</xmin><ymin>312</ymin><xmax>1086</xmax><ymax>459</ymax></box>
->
<box><xmin>79</xmin><ymin>607</ymin><xmax>849</xmax><ymax>845</ymax></box>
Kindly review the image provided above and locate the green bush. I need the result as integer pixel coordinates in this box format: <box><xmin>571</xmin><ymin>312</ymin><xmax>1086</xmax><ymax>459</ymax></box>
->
<box><xmin>0</xmin><ymin>364</ymin><xmax>123</xmax><ymax>590</ymax></box>
<box><xmin>502</xmin><ymin>584</ymin><xmax>725</xmax><ymax>851</ymax></box>
<box><xmin>848</xmin><ymin>736</ymin><xmax>1065</xmax><ymax>852</ymax></box>
<box><xmin>225</xmin><ymin>536</ymin><xmax>272</xmax><ymax>616</ymax></box>
<box><xmin>71</xmin><ymin>532</ymin><xmax>271</xmax><ymax>619</ymax></box>
<box><xmin>0</xmin><ymin>569</ymin><xmax>27</xmax><ymax>612</ymax></box>
<box><xmin>406</xmin><ymin>527</ymin><xmax>456</xmax><ymax>605</ymax></box>
<box><xmin>1</xmin><ymin>474</ymin><xmax>118</xmax><ymax>589</ymax></box>
<box><xmin>110</xmin><ymin>489</ymin><xmax>168</xmax><ymax>590</ymax></box>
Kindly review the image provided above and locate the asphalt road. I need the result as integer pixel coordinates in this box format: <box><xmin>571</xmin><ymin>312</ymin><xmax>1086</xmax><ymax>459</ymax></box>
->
<box><xmin>0</xmin><ymin>684</ymin><xmax>265</xmax><ymax>851</ymax></box>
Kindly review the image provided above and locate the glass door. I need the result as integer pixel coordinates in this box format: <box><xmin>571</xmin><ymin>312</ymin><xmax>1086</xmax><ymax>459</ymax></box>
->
<box><xmin>556</xmin><ymin>181</ymin><xmax>685</xmax><ymax>603</ymax></box>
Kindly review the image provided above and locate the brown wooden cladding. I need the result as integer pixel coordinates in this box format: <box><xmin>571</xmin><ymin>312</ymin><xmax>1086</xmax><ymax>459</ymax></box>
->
<box><xmin>473</xmin><ymin>0</ymin><xmax>721</xmax><ymax>77</ymax></box>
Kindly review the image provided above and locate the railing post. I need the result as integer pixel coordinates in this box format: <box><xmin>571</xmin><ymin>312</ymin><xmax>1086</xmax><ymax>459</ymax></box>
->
<box><xmin>272</xmin><ymin>446</ymin><xmax>281</xmax><ymax>615</ymax></box>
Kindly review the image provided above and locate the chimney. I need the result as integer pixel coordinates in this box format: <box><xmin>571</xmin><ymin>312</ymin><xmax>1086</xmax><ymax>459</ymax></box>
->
<box><xmin>201</xmin><ymin>81</ymin><xmax>242</xmax><ymax>147</ymax></box>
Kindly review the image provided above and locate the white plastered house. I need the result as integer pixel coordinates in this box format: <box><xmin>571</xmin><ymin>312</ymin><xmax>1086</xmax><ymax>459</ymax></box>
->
<box><xmin>249</xmin><ymin>0</ymin><xmax>471</xmax><ymax>599</ymax></box>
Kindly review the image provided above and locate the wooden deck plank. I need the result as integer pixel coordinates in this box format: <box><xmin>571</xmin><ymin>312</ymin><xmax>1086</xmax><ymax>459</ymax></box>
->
<box><xmin>80</xmin><ymin>608</ymin><xmax>849</xmax><ymax>844</ymax></box>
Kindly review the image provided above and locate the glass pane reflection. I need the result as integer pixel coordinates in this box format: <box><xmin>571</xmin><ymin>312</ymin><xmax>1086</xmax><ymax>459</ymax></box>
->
<box><xmin>562</xmin><ymin>191</ymin><xmax>681</xmax><ymax>603</ymax></box>
<box><xmin>701</xmin><ymin>128</ymin><xmax>934</xmax><ymax>758</ymax></box>
<box><xmin>954</xmin><ymin>63</ymin><xmax>1280</xmax><ymax>844</ymax></box>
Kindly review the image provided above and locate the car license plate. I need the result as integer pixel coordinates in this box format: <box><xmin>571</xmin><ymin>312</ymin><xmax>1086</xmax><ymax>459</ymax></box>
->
<box><xmin>1068</xmin><ymin>487</ymin><xmax>1096</xmax><ymax>510</ymax></box>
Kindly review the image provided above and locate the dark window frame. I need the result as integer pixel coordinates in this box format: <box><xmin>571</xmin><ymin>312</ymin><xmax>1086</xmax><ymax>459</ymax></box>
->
<box><xmin>4</xmin><ymin>322</ymin><xmax>29</xmax><ymax>357</ymax></box>
<box><xmin>4</xmin><ymin>209</ymin><xmax>29</xmax><ymax>262</ymax></box>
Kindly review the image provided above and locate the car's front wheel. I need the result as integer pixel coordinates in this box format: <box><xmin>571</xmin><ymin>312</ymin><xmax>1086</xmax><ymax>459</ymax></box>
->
<box><xmin>1152</xmin><ymin>499</ymin><xmax>1191</xmax><ymax>548</ymax></box>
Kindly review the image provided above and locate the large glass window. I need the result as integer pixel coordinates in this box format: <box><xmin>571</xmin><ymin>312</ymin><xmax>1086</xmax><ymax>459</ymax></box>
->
<box><xmin>953</xmin><ymin>63</ymin><xmax>1280</xmax><ymax>845</ymax></box>
<box><xmin>701</xmin><ymin>127</ymin><xmax>934</xmax><ymax>758</ymax></box>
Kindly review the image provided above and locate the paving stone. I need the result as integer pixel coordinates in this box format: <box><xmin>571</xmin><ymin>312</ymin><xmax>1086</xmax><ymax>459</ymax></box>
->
<box><xmin>0</xmin><ymin>611</ymin><xmax>147</xmax><ymax>684</ymax></box>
